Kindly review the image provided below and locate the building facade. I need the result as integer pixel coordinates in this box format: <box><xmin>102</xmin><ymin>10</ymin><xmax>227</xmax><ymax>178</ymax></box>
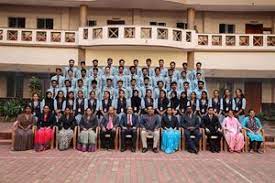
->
<box><xmin>0</xmin><ymin>0</ymin><xmax>275</xmax><ymax>113</ymax></box>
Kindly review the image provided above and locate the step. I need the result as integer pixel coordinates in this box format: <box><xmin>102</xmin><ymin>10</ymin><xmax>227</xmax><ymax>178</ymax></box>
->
<box><xmin>0</xmin><ymin>131</ymin><xmax>12</xmax><ymax>140</ymax></box>
<box><xmin>265</xmin><ymin>142</ymin><xmax>275</xmax><ymax>149</ymax></box>
<box><xmin>0</xmin><ymin>139</ymin><xmax>12</xmax><ymax>145</ymax></box>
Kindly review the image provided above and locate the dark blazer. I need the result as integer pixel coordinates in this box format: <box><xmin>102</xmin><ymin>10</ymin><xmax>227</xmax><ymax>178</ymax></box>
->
<box><xmin>100</xmin><ymin>114</ymin><xmax>119</xmax><ymax>129</ymax></box>
<box><xmin>201</xmin><ymin>115</ymin><xmax>221</xmax><ymax>133</ymax></box>
<box><xmin>180</xmin><ymin>113</ymin><xmax>200</xmax><ymax>129</ymax></box>
<box><xmin>79</xmin><ymin>114</ymin><xmax>98</xmax><ymax>131</ymax></box>
<box><xmin>57</xmin><ymin>115</ymin><xmax>76</xmax><ymax>130</ymax></box>
<box><xmin>37</xmin><ymin>113</ymin><xmax>56</xmax><ymax>128</ymax></box>
<box><xmin>140</xmin><ymin>114</ymin><xmax>160</xmax><ymax>131</ymax></box>
<box><xmin>161</xmin><ymin>115</ymin><xmax>179</xmax><ymax>129</ymax></box>
<box><xmin>120</xmin><ymin>113</ymin><xmax>139</xmax><ymax>128</ymax></box>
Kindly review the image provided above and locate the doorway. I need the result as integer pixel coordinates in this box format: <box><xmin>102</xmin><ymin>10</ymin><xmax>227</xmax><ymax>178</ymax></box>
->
<box><xmin>244</xmin><ymin>82</ymin><xmax>262</xmax><ymax>114</ymax></box>
<box><xmin>245</xmin><ymin>24</ymin><xmax>263</xmax><ymax>34</ymax></box>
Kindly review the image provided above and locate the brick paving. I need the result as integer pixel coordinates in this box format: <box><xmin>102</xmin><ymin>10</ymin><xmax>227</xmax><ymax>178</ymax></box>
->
<box><xmin>0</xmin><ymin>145</ymin><xmax>275</xmax><ymax>183</ymax></box>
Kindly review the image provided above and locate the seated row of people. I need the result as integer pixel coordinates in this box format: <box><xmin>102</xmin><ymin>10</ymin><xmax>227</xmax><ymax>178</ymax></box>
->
<box><xmin>48</xmin><ymin>59</ymin><xmax>206</xmax><ymax>100</ymax></box>
<box><xmin>32</xmin><ymin>87</ymin><xmax>246</xmax><ymax>126</ymax></box>
<box><xmin>12</xmin><ymin>104</ymin><xmax>264</xmax><ymax>154</ymax></box>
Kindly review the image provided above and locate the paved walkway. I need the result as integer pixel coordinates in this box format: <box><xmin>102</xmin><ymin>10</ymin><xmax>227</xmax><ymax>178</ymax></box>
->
<box><xmin>0</xmin><ymin>145</ymin><xmax>274</xmax><ymax>183</ymax></box>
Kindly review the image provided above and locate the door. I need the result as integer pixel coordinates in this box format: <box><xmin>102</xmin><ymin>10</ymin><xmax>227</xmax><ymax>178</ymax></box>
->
<box><xmin>245</xmin><ymin>24</ymin><xmax>263</xmax><ymax>34</ymax></box>
<box><xmin>244</xmin><ymin>82</ymin><xmax>262</xmax><ymax>114</ymax></box>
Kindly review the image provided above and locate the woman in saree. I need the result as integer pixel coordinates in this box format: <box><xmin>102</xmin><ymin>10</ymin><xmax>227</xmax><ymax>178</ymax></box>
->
<box><xmin>242</xmin><ymin>109</ymin><xmax>263</xmax><ymax>153</ymax></box>
<box><xmin>56</xmin><ymin>107</ymin><xmax>75</xmax><ymax>150</ymax></box>
<box><xmin>13</xmin><ymin>105</ymin><xmax>35</xmax><ymax>151</ymax></box>
<box><xmin>161</xmin><ymin>107</ymin><xmax>180</xmax><ymax>154</ymax></box>
<box><xmin>34</xmin><ymin>105</ymin><xmax>56</xmax><ymax>152</ymax></box>
<box><xmin>78</xmin><ymin>108</ymin><xmax>99</xmax><ymax>152</ymax></box>
<box><xmin>222</xmin><ymin>110</ymin><xmax>244</xmax><ymax>153</ymax></box>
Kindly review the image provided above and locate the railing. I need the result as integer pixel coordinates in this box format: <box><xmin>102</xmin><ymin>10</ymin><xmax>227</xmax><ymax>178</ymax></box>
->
<box><xmin>196</xmin><ymin>33</ymin><xmax>275</xmax><ymax>50</ymax></box>
<box><xmin>0</xmin><ymin>26</ymin><xmax>275</xmax><ymax>50</ymax></box>
<box><xmin>78</xmin><ymin>25</ymin><xmax>196</xmax><ymax>49</ymax></box>
<box><xmin>0</xmin><ymin>28</ymin><xmax>78</xmax><ymax>46</ymax></box>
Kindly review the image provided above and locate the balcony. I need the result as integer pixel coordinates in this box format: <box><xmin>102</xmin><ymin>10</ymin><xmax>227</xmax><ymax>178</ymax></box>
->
<box><xmin>0</xmin><ymin>26</ymin><xmax>275</xmax><ymax>51</ymax></box>
<box><xmin>78</xmin><ymin>26</ymin><xmax>196</xmax><ymax>49</ymax></box>
<box><xmin>0</xmin><ymin>28</ymin><xmax>78</xmax><ymax>46</ymax></box>
<box><xmin>196</xmin><ymin>33</ymin><xmax>275</xmax><ymax>51</ymax></box>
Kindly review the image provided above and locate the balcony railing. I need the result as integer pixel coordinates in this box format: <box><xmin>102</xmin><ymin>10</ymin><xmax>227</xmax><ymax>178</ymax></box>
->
<box><xmin>0</xmin><ymin>26</ymin><xmax>275</xmax><ymax>51</ymax></box>
<box><xmin>196</xmin><ymin>33</ymin><xmax>275</xmax><ymax>50</ymax></box>
<box><xmin>0</xmin><ymin>28</ymin><xmax>77</xmax><ymax>46</ymax></box>
<box><xmin>78</xmin><ymin>26</ymin><xmax>196</xmax><ymax>49</ymax></box>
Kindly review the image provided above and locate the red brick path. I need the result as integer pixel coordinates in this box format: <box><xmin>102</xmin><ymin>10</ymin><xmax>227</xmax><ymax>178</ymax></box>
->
<box><xmin>0</xmin><ymin>145</ymin><xmax>275</xmax><ymax>183</ymax></box>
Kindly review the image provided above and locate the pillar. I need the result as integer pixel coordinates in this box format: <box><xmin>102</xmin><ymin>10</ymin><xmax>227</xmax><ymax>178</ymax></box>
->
<box><xmin>187</xmin><ymin>51</ymin><xmax>195</xmax><ymax>70</ymax></box>
<box><xmin>78</xmin><ymin>48</ymin><xmax>86</xmax><ymax>65</ymax></box>
<box><xmin>132</xmin><ymin>9</ymin><xmax>142</xmax><ymax>25</ymax></box>
<box><xmin>187</xmin><ymin>8</ymin><xmax>196</xmax><ymax>30</ymax></box>
<box><xmin>80</xmin><ymin>5</ymin><xmax>88</xmax><ymax>27</ymax></box>
<box><xmin>272</xmin><ymin>16</ymin><xmax>275</xmax><ymax>34</ymax></box>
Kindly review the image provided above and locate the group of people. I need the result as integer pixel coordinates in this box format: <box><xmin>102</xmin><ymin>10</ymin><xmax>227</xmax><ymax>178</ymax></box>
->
<box><xmin>12</xmin><ymin>58</ymin><xmax>264</xmax><ymax>154</ymax></box>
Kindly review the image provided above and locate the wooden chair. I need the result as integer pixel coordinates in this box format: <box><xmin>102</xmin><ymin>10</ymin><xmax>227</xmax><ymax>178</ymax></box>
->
<box><xmin>181</xmin><ymin>128</ymin><xmax>203</xmax><ymax>151</ymax></box>
<box><xmin>243</xmin><ymin>129</ymin><xmax>265</xmax><ymax>153</ymax></box>
<box><xmin>202</xmin><ymin>129</ymin><xmax>224</xmax><ymax>151</ymax></box>
<box><xmin>118</xmin><ymin>127</ymin><xmax>139</xmax><ymax>151</ymax></box>
<box><xmin>98</xmin><ymin>127</ymin><xmax>119</xmax><ymax>151</ymax></box>
<box><xmin>75</xmin><ymin>126</ymin><xmax>100</xmax><ymax>150</ymax></box>
<box><xmin>55</xmin><ymin>126</ymin><xmax>78</xmax><ymax>150</ymax></box>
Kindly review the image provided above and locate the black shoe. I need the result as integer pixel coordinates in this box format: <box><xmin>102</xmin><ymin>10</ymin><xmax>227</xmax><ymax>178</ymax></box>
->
<box><xmin>194</xmin><ymin>148</ymin><xmax>199</xmax><ymax>154</ymax></box>
<box><xmin>142</xmin><ymin>148</ymin><xmax>148</xmax><ymax>153</ymax></box>
<box><xmin>120</xmin><ymin>148</ymin><xmax>126</xmax><ymax>152</ymax></box>
<box><xmin>131</xmin><ymin>147</ymin><xmax>136</xmax><ymax>153</ymax></box>
<box><xmin>153</xmin><ymin>148</ymin><xmax>158</xmax><ymax>153</ymax></box>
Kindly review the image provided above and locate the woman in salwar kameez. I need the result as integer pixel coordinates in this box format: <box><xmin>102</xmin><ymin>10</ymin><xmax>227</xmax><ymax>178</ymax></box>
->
<box><xmin>34</xmin><ymin>105</ymin><xmax>56</xmax><ymax>152</ymax></box>
<box><xmin>77</xmin><ymin>108</ymin><xmax>98</xmax><ymax>152</ymax></box>
<box><xmin>13</xmin><ymin>105</ymin><xmax>35</xmax><ymax>151</ymax></box>
<box><xmin>56</xmin><ymin>108</ymin><xmax>75</xmax><ymax>150</ymax></box>
<box><xmin>242</xmin><ymin>109</ymin><xmax>263</xmax><ymax>153</ymax></box>
<box><xmin>161</xmin><ymin>107</ymin><xmax>180</xmax><ymax>154</ymax></box>
<box><xmin>222</xmin><ymin>110</ymin><xmax>244</xmax><ymax>153</ymax></box>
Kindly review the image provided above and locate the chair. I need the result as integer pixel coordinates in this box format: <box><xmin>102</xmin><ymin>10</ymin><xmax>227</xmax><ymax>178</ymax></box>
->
<box><xmin>118</xmin><ymin>127</ymin><xmax>139</xmax><ymax>151</ymax></box>
<box><xmin>98</xmin><ymin>127</ymin><xmax>119</xmax><ymax>151</ymax></box>
<box><xmin>202</xmin><ymin>128</ymin><xmax>224</xmax><ymax>151</ymax></box>
<box><xmin>75</xmin><ymin>126</ymin><xmax>100</xmax><ymax>150</ymax></box>
<box><xmin>55</xmin><ymin>126</ymin><xmax>78</xmax><ymax>150</ymax></box>
<box><xmin>181</xmin><ymin>128</ymin><xmax>203</xmax><ymax>151</ymax></box>
<box><xmin>243</xmin><ymin>129</ymin><xmax>265</xmax><ymax>153</ymax></box>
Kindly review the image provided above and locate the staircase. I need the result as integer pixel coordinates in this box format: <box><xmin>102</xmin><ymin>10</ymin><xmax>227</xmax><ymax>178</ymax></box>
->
<box><xmin>0</xmin><ymin>130</ymin><xmax>12</xmax><ymax>145</ymax></box>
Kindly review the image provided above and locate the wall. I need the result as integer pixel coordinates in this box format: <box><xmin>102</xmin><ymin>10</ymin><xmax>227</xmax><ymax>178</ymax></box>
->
<box><xmin>195</xmin><ymin>52</ymin><xmax>275</xmax><ymax>70</ymax></box>
<box><xmin>0</xmin><ymin>46</ymin><xmax>78</xmax><ymax>66</ymax></box>
<box><xmin>85</xmin><ymin>47</ymin><xmax>187</xmax><ymax>67</ymax></box>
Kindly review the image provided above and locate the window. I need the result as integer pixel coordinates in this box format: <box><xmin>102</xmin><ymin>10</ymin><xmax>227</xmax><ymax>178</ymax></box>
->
<box><xmin>37</xmin><ymin>18</ymin><xmax>54</xmax><ymax>29</ymax></box>
<box><xmin>88</xmin><ymin>20</ymin><xmax>97</xmax><ymax>27</ymax></box>
<box><xmin>107</xmin><ymin>20</ymin><xmax>125</xmax><ymax>25</ymax></box>
<box><xmin>219</xmin><ymin>24</ymin><xmax>235</xmax><ymax>33</ymax></box>
<box><xmin>176</xmin><ymin>22</ymin><xmax>188</xmax><ymax>29</ymax></box>
<box><xmin>8</xmin><ymin>17</ymin><xmax>25</xmax><ymax>28</ymax></box>
<box><xmin>149</xmin><ymin>22</ymin><xmax>166</xmax><ymax>26</ymax></box>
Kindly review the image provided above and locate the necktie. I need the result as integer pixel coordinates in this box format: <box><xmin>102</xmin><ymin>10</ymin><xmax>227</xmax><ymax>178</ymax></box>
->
<box><xmin>53</xmin><ymin>88</ymin><xmax>56</xmax><ymax>98</ymax></box>
<box><xmin>107</xmin><ymin>116</ymin><xmax>113</xmax><ymax>130</ymax></box>
<box><xmin>127</xmin><ymin>115</ymin><xmax>132</xmax><ymax>126</ymax></box>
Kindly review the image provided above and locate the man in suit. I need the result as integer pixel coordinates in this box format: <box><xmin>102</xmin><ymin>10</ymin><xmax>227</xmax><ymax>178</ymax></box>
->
<box><xmin>201</xmin><ymin>107</ymin><xmax>223</xmax><ymax>153</ymax></box>
<box><xmin>181</xmin><ymin>106</ymin><xmax>201</xmax><ymax>154</ymax></box>
<box><xmin>100</xmin><ymin>106</ymin><xmax>119</xmax><ymax>150</ymax></box>
<box><xmin>120</xmin><ymin>107</ymin><xmax>139</xmax><ymax>152</ymax></box>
